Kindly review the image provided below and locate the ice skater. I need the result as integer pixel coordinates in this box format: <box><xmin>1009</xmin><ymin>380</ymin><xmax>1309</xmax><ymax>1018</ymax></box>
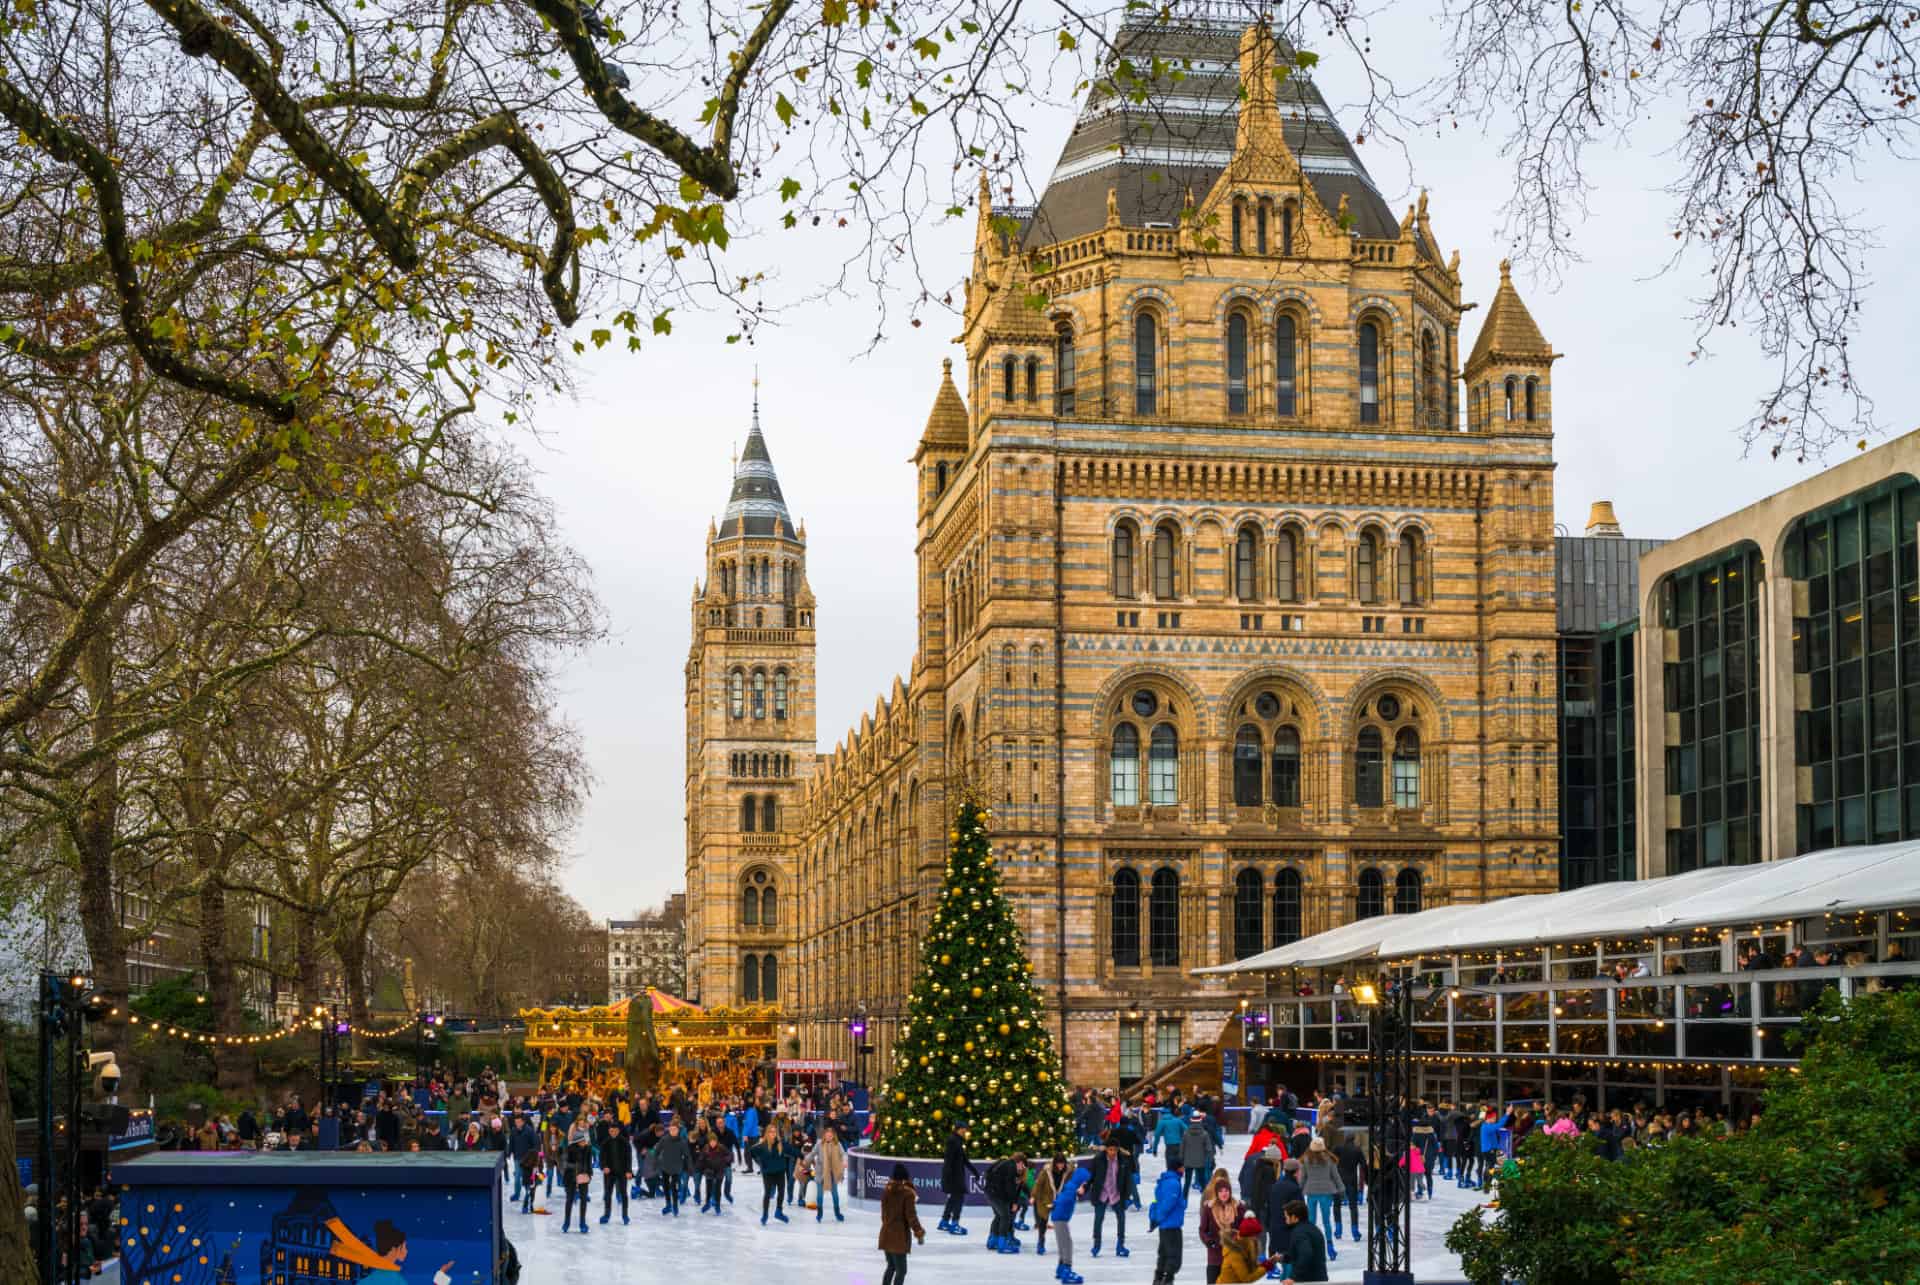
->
<box><xmin>937</xmin><ymin>1122</ymin><xmax>977</xmax><ymax>1235</ymax></box>
<box><xmin>1047</xmin><ymin>1159</ymin><xmax>1092</xmax><ymax>1284</ymax></box>
<box><xmin>1146</xmin><ymin>1153</ymin><xmax>1186</xmax><ymax>1284</ymax></box>
<box><xmin>878</xmin><ymin>1163</ymin><xmax>927</xmax><ymax>1285</ymax></box>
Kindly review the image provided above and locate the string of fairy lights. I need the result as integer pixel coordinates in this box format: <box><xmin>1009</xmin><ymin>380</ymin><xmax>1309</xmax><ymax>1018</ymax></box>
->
<box><xmin>114</xmin><ymin>1007</ymin><xmax>422</xmax><ymax>1047</ymax></box>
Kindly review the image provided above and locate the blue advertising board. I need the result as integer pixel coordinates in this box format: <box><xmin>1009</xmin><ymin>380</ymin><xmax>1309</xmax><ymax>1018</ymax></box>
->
<box><xmin>1220</xmin><ymin>1049</ymin><xmax>1241</xmax><ymax>1100</ymax></box>
<box><xmin>112</xmin><ymin>1151</ymin><xmax>505</xmax><ymax>1285</ymax></box>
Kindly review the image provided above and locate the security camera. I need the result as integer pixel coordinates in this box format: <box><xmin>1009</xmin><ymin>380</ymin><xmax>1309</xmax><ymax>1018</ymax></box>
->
<box><xmin>88</xmin><ymin>1051</ymin><xmax>121</xmax><ymax>1098</ymax></box>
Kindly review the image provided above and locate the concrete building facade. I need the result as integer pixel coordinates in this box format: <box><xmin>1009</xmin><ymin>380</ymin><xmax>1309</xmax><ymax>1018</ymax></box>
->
<box><xmin>608</xmin><ymin>894</ymin><xmax>688</xmax><ymax>1004</ymax></box>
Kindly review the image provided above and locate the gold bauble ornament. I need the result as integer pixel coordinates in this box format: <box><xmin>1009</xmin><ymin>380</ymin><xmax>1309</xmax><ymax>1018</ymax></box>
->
<box><xmin>932</xmin><ymin>1109</ymin><xmax>943</xmax><ymax>1121</ymax></box>
<box><xmin>997</xmin><ymin>1023</ymin><xmax>1010</xmax><ymax>1036</ymax></box>
<box><xmin>918</xmin><ymin>1055</ymin><xmax>930</xmax><ymax>1066</ymax></box>
<box><xmin>895</xmin><ymin>1091</ymin><xmax>907</xmax><ymax>1102</ymax></box>
<box><xmin>963</xmin><ymin>1040</ymin><xmax>975</xmax><ymax>1052</ymax></box>
<box><xmin>936</xmin><ymin>1032</ymin><xmax>947</xmax><ymax>1042</ymax></box>
<box><xmin>1037</xmin><ymin>1070</ymin><xmax>1050</xmax><ymax>1082</ymax></box>
<box><xmin>970</xmin><ymin>986</ymin><xmax>984</xmax><ymax>998</ymax></box>
<box><xmin>940</xmin><ymin>953</ymin><xmax>951</xmax><ymax>965</ymax></box>
<box><xmin>953</xmin><ymin>1094</ymin><xmax>966</xmax><ymax>1106</ymax></box>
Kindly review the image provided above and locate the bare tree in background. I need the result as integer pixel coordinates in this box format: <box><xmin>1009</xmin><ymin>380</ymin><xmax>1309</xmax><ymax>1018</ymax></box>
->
<box><xmin>1437</xmin><ymin>0</ymin><xmax>1914</xmax><ymax>457</ymax></box>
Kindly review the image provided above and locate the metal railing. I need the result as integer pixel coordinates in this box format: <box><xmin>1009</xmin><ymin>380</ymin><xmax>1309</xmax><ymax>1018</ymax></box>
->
<box><xmin>1245</xmin><ymin>962</ymin><xmax>1920</xmax><ymax>1063</ymax></box>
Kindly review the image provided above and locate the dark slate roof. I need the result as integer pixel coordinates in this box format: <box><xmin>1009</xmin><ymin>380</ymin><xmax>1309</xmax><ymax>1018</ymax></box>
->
<box><xmin>1021</xmin><ymin>17</ymin><xmax>1397</xmax><ymax>247</ymax></box>
<box><xmin>718</xmin><ymin>396</ymin><xmax>798</xmax><ymax>540</ymax></box>
<box><xmin>1556</xmin><ymin>536</ymin><xmax>1668</xmax><ymax>633</ymax></box>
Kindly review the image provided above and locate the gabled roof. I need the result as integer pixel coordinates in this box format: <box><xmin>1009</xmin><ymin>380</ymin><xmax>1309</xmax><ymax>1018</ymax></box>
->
<box><xmin>1465</xmin><ymin>259</ymin><xmax>1553</xmax><ymax>372</ymax></box>
<box><xmin>1020</xmin><ymin>16</ymin><xmax>1396</xmax><ymax>247</ymax></box>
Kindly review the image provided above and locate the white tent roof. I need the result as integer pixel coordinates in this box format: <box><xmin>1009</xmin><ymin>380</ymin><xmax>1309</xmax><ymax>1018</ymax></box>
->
<box><xmin>1195</xmin><ymin>840</ymin><xmax>1920</xmax><ymax>975</ymax></box>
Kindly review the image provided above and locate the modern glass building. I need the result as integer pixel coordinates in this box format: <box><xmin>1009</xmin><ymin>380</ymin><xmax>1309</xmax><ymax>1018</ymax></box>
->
<box><xmin>1636</xmin><ymin>432</ymin><xmax>1920</xmax><ymax>876</ymax></box>
<box><xmin>1555</xmin><ymin>512</ymin><xmax>1664</xmax><ymax>888</ymax></box>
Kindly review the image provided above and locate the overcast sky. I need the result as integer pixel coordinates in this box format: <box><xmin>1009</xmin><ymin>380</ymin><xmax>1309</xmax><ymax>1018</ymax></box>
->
<box><xmin>531</xmin><ymin>7</ymin><xmax>1920</xmax><ymax>916</ymax></box>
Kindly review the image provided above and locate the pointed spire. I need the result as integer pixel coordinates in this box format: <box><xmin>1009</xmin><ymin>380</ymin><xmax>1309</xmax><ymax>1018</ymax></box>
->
<box><xmin>1465</xmin><ymin>258</ymin><xmax>1554</xmax><ymax>376</ymax></box>
<box><xmin>916</xmin><ymin>357</ymin><xmax>970</xmax><ymax>456</ymax></box>
<box><xmin>718</xmin><ymin>384</ymin><xmax>797</xmax><ymax>540</ymax></box>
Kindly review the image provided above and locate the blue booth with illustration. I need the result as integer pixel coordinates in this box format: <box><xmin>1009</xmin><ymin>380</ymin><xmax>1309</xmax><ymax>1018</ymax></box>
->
<box><xmin>111</xmin><ymin>1151</ymin><xmax>505</xmax><ymax>1285</ymax></box>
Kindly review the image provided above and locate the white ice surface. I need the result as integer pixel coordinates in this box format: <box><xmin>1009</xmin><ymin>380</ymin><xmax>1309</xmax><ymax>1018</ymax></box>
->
<box><xmin>514</xmin><ymin>1136</ymin><xmax>1480</xmax><ymax>1283</ymax></box>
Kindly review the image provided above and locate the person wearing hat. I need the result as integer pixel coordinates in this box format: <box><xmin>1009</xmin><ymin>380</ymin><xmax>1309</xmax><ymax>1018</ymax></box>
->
<box><xmin>1179</xmin><ymin>1110</ymin><xmax>1215</xmax><ymax>1198</ymax></box>
<box><xmin>559</xmin><ymin>1123</ymin><xmax>594</xmax><ymax>1234</ymax></box>
<box><xmin>1263</xmin><ymin>1158</ymin><xmax>1304</xmax><ymax>1252</ymax></box>
<box><xmin>1216</xmin><ymin>1214</ymin><xmax>1282</xmax><ymax>1283</ymax></box>
<box><xmin>877</xmin><ymin>1163</ymin><xmax>926</xmax><ymax>1285</ymax></box>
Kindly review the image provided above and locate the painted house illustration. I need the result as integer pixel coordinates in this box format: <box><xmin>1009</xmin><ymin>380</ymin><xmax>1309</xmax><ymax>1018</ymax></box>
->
<box><xmin>260</xmin><ymin>1189</ymin><xmax>366</xmax><ymax>1285</ymax></box>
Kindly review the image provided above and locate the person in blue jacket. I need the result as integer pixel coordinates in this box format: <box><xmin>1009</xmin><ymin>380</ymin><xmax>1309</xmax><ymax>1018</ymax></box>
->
<box><xmin>1049</xmin><ymin>1163</ymin><xmax>1092</xmax><ymax>1285</ymax></box>
<box><xmin>1151</xmin><ymin>1109</ymin><xmax>1187</xmax><ymax>1159</ymax></box>
<box><xmin>1146</xmin><ymin>1153</ymin><xmax>1187</xmax><ymax>1284</ymax></box>
<box><xmin>1475</xmin><ymin>1107</ymin><xmax>1511</xmax><ymax>1192</ymax></box>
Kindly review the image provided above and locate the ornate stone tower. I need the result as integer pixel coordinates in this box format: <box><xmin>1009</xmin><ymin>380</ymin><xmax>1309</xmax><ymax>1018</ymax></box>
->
<box><xmin>683</xmin><ymin>393</ymin><xmax>816</xmax><ymax>1008</ymax></box>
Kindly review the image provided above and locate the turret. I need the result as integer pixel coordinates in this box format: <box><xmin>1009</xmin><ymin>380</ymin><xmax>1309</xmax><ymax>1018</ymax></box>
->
<box><xmin>1464</xmin><ymin>259</ymin><xmax>1557</xmax><ymax>434</ymax></box>
<box><xmin>913</xmin><ymin>358</ymin><xmax>970</xmax><ymax>514</ymax></box>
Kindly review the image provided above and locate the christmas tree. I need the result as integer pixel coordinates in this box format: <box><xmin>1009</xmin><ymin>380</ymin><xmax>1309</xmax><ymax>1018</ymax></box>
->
<box><xmin>872</xmin><ymin>798</ymin><xmax>1079</xmax><ymax>1159</ymax></box>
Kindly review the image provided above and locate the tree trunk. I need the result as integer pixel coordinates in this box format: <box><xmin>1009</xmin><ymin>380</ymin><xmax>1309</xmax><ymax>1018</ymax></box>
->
<box><xmin>335</xmin><ymin>927</ymin><xmax>369</xmax><ymax>1058</ymax></box>
<box><xmin>0</xmin><ymin>1027</ymin><xmax>36</xmax><ymax>1285</ymax></box>
<box><xmin>294</xmin><ymin>910</ymin><xmax>322</xmax><ymax>1017</ymax></box>
<box><xmin>198</xmin><ymin>876</ymin><xmax>254</xmax><ymax>1093</ymax></box>
<box><xmin>72</xmin><ymin>629</ymin><xmax>130</xmax><ymax>1077</ymax></box>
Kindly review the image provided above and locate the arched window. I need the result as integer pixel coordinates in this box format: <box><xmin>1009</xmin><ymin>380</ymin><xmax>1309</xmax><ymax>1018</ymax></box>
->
<box><xmin>740</xmin><ymin>795</ymin><xmax>757</xmax><ymax>833</ymax></box>
<box><xmin>935</xmin><ymin>460</ymin><xmax>948</xmax><ymax>495</ymax></box>
<box><xmin>1275</xmin><ymin>314</ymin><xmax>1298</xmax><ymax>418</ymax></box>
<box><xmin>741</xmin><ymin>956</ymin><xmax>760</xmax><ymax>1001</ymax></box>
<box><xmin>1231</xmin><ymin>199</ymin><xmax>1245</xmax><ymax>252</ymax></box>
<box><xmin>1392</xmin><ymin>727</ymin><xmax>1422</xmax><ymax>808</ymax></box>
<box><xmin>760</xmin><ymin>954</ymin><xmax>778</xmax><ymax>1003</ymax></box>
<box><xmin>751</xmin><ymin>669</ymin><xmax>767</xmax><ymax>719</ymax></box>
<box><xmin>1233</xmin><ymin>869</ymin><xmax>1265</xmax><ymax>959</ymax></box>
<box><xmin>1419</xmin><ymin>330</ymin><xmax>1439</xmax><ymax>428</ymax></box>
<box><xmin>1111</xmin><ymin>868</ymin><xmax>1141</xmax><ymax>965</ymax></box>
<box><xmin>773</xmin><ymin>669</ymin><xmax>789</xmax><ymax>719</ymax></box>
<box><xmin>754</xmin><ymin>607</ymin><xmax>764</xmax><ymax>628</ymax></box>
<box><xmin>741</xmin><ymin>883</ymin><xmax>760</xmax><ymax>927</ymax></box>
<box><xmin>1394</xmin><ymin>867</ymin><xmax>1422</xmax><ymax>916</ymax></box>
<box><xmin>1234</xmin><ymin>525</ymin><xmax>1259</xmax><ymax>601</ymax></box>
<box><xmin>1355</xmin><ymin>725</ymin><xmax>1384</xmax><ymax>808</ymax></box>
<box><xmin>1148</xmin><ymin>868</ymin><xmax>1181</xmax><ymax>966</ymax></box>
<box><xmin>1110</xmin><ymin>723</ymin><xmax>1140</xmax><ymax>807</ymax></box>
<box><xmin>1025</xmin><ymin>356</ymin><xmax>1039</xmax><ymax>402</ymax></box>
<box><xmin>1273</xmin><ymin>868</ymin><xmax>1302</xmax><ymax>946</ymax></box>
<box><xmin>1055</xmin><ymin>326</ymin><xmax>1077</xmax><ymax>415</ymax></box>
<box><xmin>1134</xmin><ymin>312</ymin><xmax>1158</xmax><ymax>415</ymax></box>
<box><xmin>1358</xmin><ymin>320</ymin><xmax>1381</xmax><ymax>424</ymax></box>
<box><xmin>729</xmin><ymin>669</ymin><xmax>745</xmax><ymax>719</ymax></box>
<box><xmin>1148</xmin><ymin>723</ymin><xmax>1179</xmax><ymax>805</ymax></box>
<box><xmin>761</xmin><ymin>885</ymin><xmax>778</xmax><ymax>927</ymax></box>
<box><xmin>1356</xmin><ymin>867</ymin><xmax>1385</xmax><ymax>920</ymax></box>
<box><xmin>1397</xmin><ymin>533</ymin><xmax>1423</xmax><ymax>606</ymax></box>
<box><xmin>1274</xmin><ymin>528</ymin><xmax>1297</xmax><ymax>601</ymax></box>
<box><xmin>1002</xmin><ymin>355</ymin><xmax>1016</xmax><ymax>401</ymax></box>
<box><xmin>1504</xmin><ymin>377</ymin><xmax>1517</xmax><ymax>422</ymax></box>
<box><xmin>1524</xmin><ymin>377</ymin><xmax>1538</xmax><ymax>422</ymax></box>
<box><xmin>1233</xmin><ymin>725</ymin><xmax>1264</xmax><ymax>806</ymax></box>
<box><xmin>762</xmin><ymin>794</ymin><xmax>778</xmax><ymax>832</ymax></box>
<box><xmin>1256</xmin><ymin>201</ymin><xmax>1270</xmax><ymax>254</ymax></box>
<box><xmin>1281</xmin><ymin>202</ymin><xmax>1296</xmax><ymax>256</ymax></box>
<box><xmin>1151</xmin><ymin>523</ymin><xmax>1178</xmax><ymax>599</ymax></box>
<box><xmin>1226</xmin><ymin>313</ymin><xmax>1250</xmax><ymax>415</ymax></box>
<box><xmin>1271</xmin><ymin>726</ymin><xmax>1301</xmax><ymax>807</ymax></box>
<box><xmin>1111</xmin><ymin>520</ymin><xmax>1137</xmax><ymax>599</ymax></box>
<box><xmin>1355</xmin><ymin>531</ymin><xmax>1380</xmax><ymax>604</ymax></box>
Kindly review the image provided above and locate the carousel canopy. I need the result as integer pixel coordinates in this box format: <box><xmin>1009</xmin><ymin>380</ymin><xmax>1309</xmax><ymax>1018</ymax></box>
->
<box><xmin>1196</xmin><ymin>839</ymin><xmax>1920</xmax><ymax>976</ymax></box>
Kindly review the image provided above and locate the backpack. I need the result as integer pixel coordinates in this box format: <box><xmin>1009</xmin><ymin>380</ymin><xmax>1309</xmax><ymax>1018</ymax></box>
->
<box><xmin>497</xmin><ymin>1239</ymin><xmax>521</xmax><ymax>1285</ymax></box>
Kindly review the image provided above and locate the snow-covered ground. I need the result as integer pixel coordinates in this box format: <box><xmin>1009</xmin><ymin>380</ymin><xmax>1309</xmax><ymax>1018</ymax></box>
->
<box><xmin>514</xmin><ymin>1137</ymin><xmax>1481</xmax><ymax>1283</ymax></box>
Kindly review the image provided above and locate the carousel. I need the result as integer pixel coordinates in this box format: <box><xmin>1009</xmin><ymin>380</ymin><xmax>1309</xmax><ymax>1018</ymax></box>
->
<box><xmin>520</xmin><ymin>989</ymin><xmax>785</xmax><ymax>1099</ymax></box>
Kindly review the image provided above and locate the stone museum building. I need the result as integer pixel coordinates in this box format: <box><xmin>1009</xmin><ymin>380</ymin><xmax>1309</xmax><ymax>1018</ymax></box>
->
<box><xmin>685</xmin><ymin>15</ymin><xmax>1564</xmax><ymax>1085</ymax></box>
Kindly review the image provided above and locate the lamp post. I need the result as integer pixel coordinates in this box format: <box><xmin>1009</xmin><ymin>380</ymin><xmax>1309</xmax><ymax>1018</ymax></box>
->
<box><xmin>37</xmin><ymin>971</ymin><xmax>110</xmax><ymax>1285</ymax></box>
<box><xmin>847</xmin><ymin>1004</ymin><xmax>871</xmax><ymax>1098</ymax></box>
<box><xmin>1352</xmin><ymin>978</ymin><xmax>1414</xmax><ymax>1285</ymax></box>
